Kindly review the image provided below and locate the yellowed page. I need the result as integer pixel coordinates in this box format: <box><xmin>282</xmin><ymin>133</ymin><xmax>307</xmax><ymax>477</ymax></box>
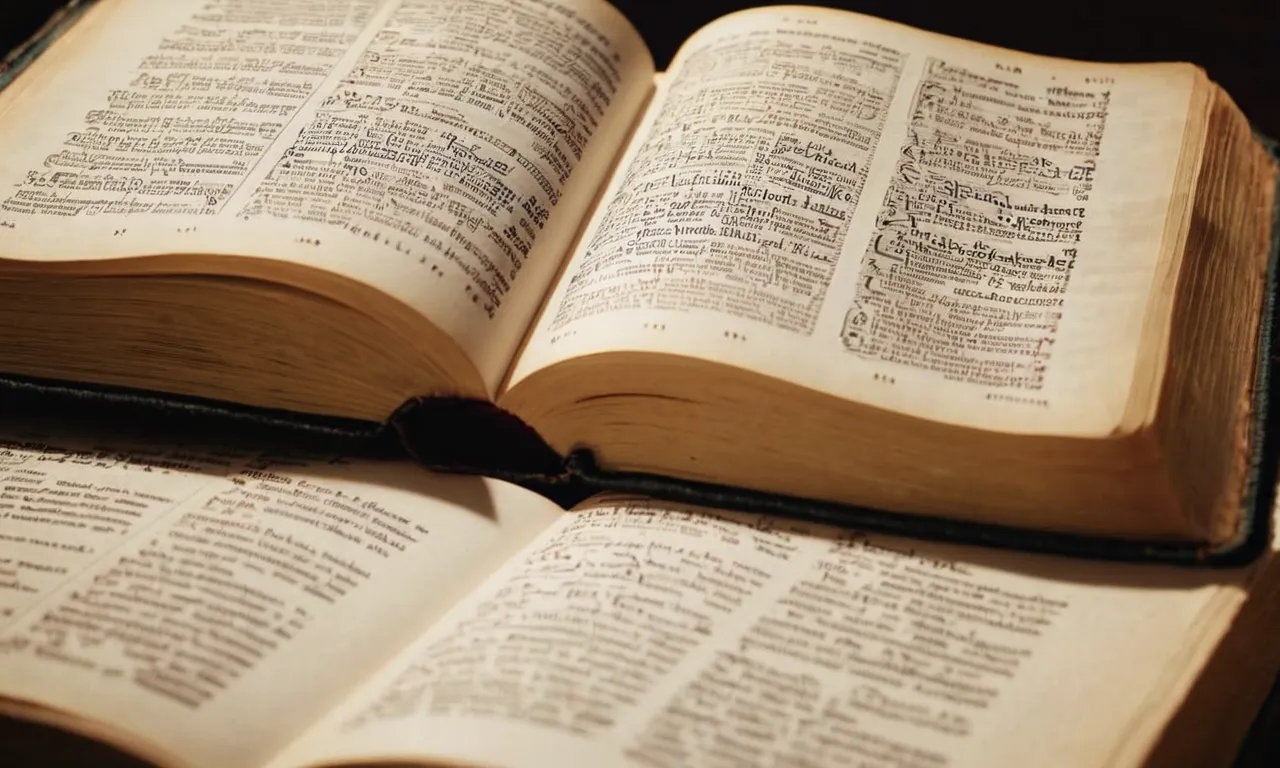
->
<box><xmin>0</xmin><ymin>0</ymin><xmax>655</xmax><ymax>393</ymax></box>
<box><xmin>0</xmin><ymin>428</ymin><xmax>561</xmax><ymax>768</ymax></box>
<box><xmin>508</xmin><ymin>6</ymin><xmax>1196</xmax><ymax>436</ymax></box>
<box><xmin>267</xmin><ymin>496</ymin><xmax>1256</xmax><ymax>768</ymax></box>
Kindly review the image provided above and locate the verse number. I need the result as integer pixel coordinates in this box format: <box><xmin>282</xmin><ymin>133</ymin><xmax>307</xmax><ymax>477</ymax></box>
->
<box><xmin>418</xmin><ymin>259</ymin><xmax>445</xmax><ymax>277</ymax></box>
<box><xmin>547</xmin><ymin>329</ymin><xmax>579</xmax><ymax>345</ymax></box>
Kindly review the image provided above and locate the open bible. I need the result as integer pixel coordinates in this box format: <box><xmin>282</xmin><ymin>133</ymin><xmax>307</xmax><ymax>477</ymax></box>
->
<box><xmin>2</xmin><ymin>426</ymin><xmax>1280</xmax><ymax>768</ymax></box>
<box><xmin>0</xmin><ymin>0</ymin><xmax>1277</xmax><ymax>560</ymax></box>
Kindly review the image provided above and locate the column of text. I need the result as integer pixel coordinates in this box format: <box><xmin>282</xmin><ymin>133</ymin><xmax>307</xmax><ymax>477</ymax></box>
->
<box><xmin>238</xmin><ymin>0</ymin><xmax>627</xmax><ymax>319</ymax></box>
<box><xmin>551</xmin><ymin>27</ymin><xmax>903</xmax><ymax>334</ymax></box>
<box><xmin>1</xmin><ymin>0</ymin><xmax>380</xmax><ymax>217</ymax></box>
<box><xmin>0</xmin><ymin>454</ymin><xmax>430</xmax><ymax>710</ymax></box>
<box><xmin>842</xmin><ymin>58</ymin><xmax>1110</xmax><ymax>391</ymax></box>
<box><xmin>0</xmin><ymin>437</ymin><xmax>238</xmax><ymax>628</ymax></box>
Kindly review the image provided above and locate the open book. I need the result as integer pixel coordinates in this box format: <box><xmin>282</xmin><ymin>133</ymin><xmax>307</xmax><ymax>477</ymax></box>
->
<box><xmin>1</xmin><ymin>426</ymin><xmax>1280</xmax><ymax>768</ymax></box>
<box><xmin>0</xmin><ymin>0</ymin><xmax>1277</xmax><ymax>558</ymax></box>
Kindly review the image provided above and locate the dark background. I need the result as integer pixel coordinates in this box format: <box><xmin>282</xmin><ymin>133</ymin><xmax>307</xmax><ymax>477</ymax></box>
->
<box><xmin>4</xmin><ymin>0</ymin><xmax>1279</xmax><ymax>135</ymax></box>
<box><xmin>2</xmin><ymin>0</ymin><xmax>1280</xmax><ymax>765</ymax></box>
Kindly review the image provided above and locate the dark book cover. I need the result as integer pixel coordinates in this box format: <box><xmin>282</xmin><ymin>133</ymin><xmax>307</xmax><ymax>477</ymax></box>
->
<box><xmin>0</xmin><ymin>0</ymin><xmax>94</xmax><ymax>91</ymax></box>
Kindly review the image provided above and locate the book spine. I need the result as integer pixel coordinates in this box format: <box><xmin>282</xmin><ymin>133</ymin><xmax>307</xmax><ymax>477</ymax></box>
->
<box><xmin>387</xmin><ymin>397</ymin><xmax>592</xmax><ymax>508</ymax></box>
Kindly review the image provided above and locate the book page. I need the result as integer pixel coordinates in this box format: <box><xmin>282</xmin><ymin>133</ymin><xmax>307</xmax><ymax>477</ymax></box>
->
<box><xmin>0</xmin><ymin>0</ymin><xmax>655</xmax><ymax>391</ymax></box>
<box><xmin>508</xmin><ymin>6</ymin><xmax>1197</xmax><ymax>435</ymax></box>
<box><xmin>0</xmin><ymin>427</ymin><xmax>561</xmax><ymax>768</ymax></box>
<box><xmin>266</xmin><ymin>496</ymin><xmax>1256</xmax><ymax>768</ymax></box>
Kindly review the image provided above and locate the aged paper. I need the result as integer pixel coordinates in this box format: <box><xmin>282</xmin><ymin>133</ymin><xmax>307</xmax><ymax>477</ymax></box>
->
<box><xmin>0</xmin><ymin>0</ymin><xmax>656</xmax><ymax>392</ymax></box>
<box><xmin>511</xmin><ymin>7</ymin><xmax>1195</xmax><ymax>435</ymax></box>
<box><xmin>0</xmin><ymin>430</ymin><xmax>560</xmax><ymax>766</ymax></box>
<box><xmin>268</xmin><ymin>496</ymin><xmax>1245</xmax><ymax>768</ymax></box>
